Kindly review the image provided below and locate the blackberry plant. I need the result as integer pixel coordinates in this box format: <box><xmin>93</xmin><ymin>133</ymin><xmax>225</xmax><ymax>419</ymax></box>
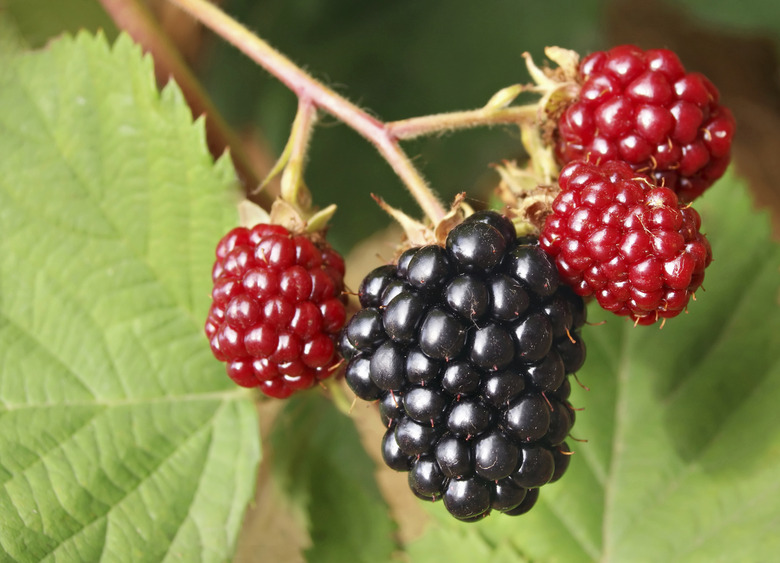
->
<box><xmin>9</xmin><ymin>2</ymin><xmax>776</xmax><ymax>562</ymax></box>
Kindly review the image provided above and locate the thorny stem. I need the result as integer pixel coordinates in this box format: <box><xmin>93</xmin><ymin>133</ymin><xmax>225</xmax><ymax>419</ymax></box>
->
<box><xmin>99</xmin><ymin>0</ymin><xmax>274</xmax><ymax>208</ymax></box>
<box><xmin>168</xmin><ymin>0</ymin><xmax>448</xmax><ymax>224</ymax></box>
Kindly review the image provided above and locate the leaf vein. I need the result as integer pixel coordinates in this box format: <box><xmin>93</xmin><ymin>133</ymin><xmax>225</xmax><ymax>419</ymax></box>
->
<box><xmin>29</xmin><ymin>400</ymin><xmax>223</xmax><ymax>561</ymax></box>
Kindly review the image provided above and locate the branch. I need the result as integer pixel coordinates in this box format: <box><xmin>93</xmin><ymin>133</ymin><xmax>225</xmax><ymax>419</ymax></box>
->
<box><xmin>387</xmin><ymin>105</ymin><xmax>539</xmax><ymax>140</ymax></box>
<box><xmin>167</xmin><ymin>0</ymin><xmax>448</xmax><ymax>224</ymax></box>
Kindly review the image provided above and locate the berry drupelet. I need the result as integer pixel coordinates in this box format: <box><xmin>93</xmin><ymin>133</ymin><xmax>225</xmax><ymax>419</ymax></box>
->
<box><xmin>205</xmin><ymin>224</ymin><xmax>347</xmax><ymax>398</ymax></box>
<box><xmin>555</xmin><ymin>44</ymin><xmax>735</xmax><ymax>203</ymax></box>
<box><xmin>340</xmin><ymin>211</ymin><xmax>586</xmax><ymax>521</ymax></box>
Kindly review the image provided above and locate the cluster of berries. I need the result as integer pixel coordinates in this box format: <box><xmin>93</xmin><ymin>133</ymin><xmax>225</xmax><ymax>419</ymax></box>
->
<box><xmin>340</xmin><ymin>211</ymin><xmax>587</xmax><ymax>521</ymax></box>
<box><xmin>202</xmin><ymin>44</ymin><xmax>734</xmax><ymax>522</ymax></box>
<box><xmin>541</xmin><ymin>45</ymin><xmax>729</xmax><ymax>325</ymax></box>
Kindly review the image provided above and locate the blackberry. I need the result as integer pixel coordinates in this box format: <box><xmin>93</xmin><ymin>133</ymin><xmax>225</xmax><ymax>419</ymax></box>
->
<box><xmin>555</xmin><ymin>44</ymin><xmax>735</xmax><ymax>202</ymax></box>
<box><xmin>340</xmin><ymin>211</ymin><xmax>587</xmax><ymax>521</ymax></box>
<box><xmin>540</xmin><ymin>159</ymin><xmax>712</xmax><ymax>325</ymax></box>
<box><xmin>205</xmin><ymin>224</ymin><xmax>347</xmax><ymax>398</ymax></box>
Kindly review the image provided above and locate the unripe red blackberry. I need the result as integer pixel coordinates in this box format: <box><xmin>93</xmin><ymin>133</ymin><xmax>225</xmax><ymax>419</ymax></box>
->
<box><xmin>340</xmin><ymin>211</ymin><xmax>586</xmax><ymax>521</ymax></box>
<box><xmin>205</xmin><ymin>224</ymin><xmax>347</xmax><ymax>398</ymax></box>
<box><xmin>540</xmin><ymin>159</ymin><xmax>712</xmax><ymax>325</ymax></box>
<box><xmin>555</xmin><ymin>44</ymin><xmax>735</xmax><ymax>202</ymax></box>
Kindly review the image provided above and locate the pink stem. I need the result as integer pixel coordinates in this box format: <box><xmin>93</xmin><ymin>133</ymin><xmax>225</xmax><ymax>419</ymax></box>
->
<box><xmin>167</xmin><ymin>0</ymin><xmax>447</xmax><ymax>223</ymax></box>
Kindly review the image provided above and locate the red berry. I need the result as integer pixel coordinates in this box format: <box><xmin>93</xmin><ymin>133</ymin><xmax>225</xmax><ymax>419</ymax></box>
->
<box><xmin>206</xmin><ymin>224</ymin><xmax>347</xmax><ymax>397</ymax></box>
<box><xmin>540</xmin><ymin>160</ymin><xmax>712</xmax><ymax>325</ymax></box>
<box><xmin>556</xmin><ymin>45</ymin><xmax>735</xmax><ymax>202</ymax></box>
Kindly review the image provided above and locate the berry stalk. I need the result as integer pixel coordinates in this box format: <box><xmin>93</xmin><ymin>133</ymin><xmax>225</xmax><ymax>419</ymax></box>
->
<box><xmin>387</xmin><ymin>104</ymin><xmax>537</xmax><ymax>140</ymax></box>
<box><xmin>278</xmin><ymin>98</ymin><xmax>318</xmax><ymax>211</ymax></box>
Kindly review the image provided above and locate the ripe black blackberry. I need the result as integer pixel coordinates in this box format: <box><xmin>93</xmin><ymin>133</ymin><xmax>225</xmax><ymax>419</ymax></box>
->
<box><xmin>340</xmin><ymin>211</ymin><xmax>586</xmax><ymax>521</ymax></box>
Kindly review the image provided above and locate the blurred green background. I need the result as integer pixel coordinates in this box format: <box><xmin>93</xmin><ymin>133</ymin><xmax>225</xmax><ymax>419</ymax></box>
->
<box><xmin>2</xmin><ymin>0</ymin><xmax>778</xmax><ymax>252</ymax></box>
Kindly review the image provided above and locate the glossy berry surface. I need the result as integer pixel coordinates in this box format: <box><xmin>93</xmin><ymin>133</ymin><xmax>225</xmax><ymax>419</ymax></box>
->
<box><xmin>555</xmin><ymin>44</ymin><xmax>735</xmax><ymax>202</ymax></box>
<box><xmin>205</xmin><ymin>224</ymin><xmax>347</xmax><ymax>398</ymax></box>
<box><xmin>340</xmin><ymin>211</ymin><xmax>585</xmax><ymax>521</ymax></box>
<box><xmin>540</xmin><ymin>159</ymin><xmax>712</xmax><ymax>325</ymax></box>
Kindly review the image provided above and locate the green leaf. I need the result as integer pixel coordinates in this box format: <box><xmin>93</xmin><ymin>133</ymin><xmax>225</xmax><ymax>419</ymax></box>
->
<box><xmin>406</xmin><ymin>171</ymin><xmax>780</xmax><ymax>562</ymax></box>
<box><xmin>270</xmin><ymin>393</ymin><xmax>398</xmax><ymax>562</ymax></box>
<box><xmin>0</xmin><ymin>33</ymin><xmax>259</xmax><ymax>561</ymax></box>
